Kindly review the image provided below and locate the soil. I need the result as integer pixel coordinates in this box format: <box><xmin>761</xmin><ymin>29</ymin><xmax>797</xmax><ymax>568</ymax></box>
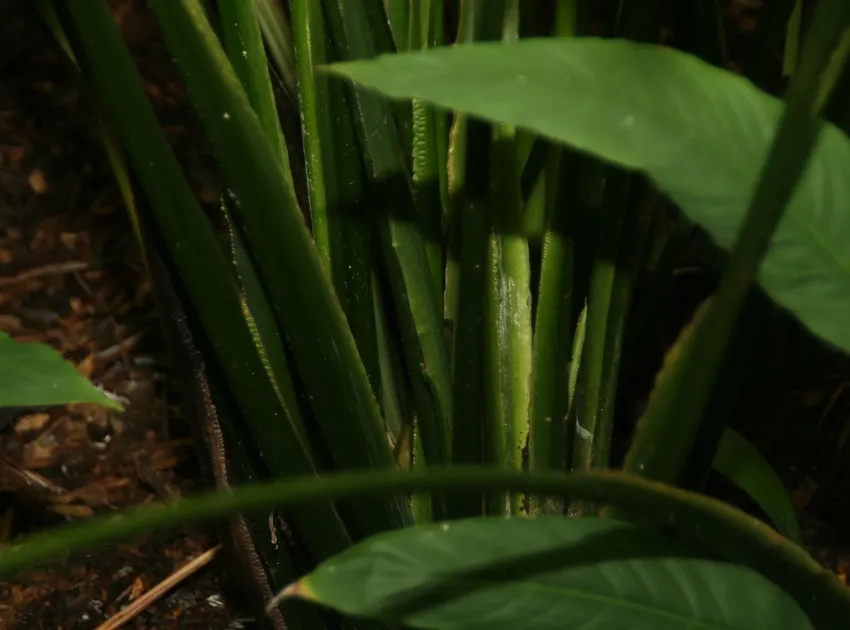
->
<box><xmin>0</xmin><ymin>2</ymin><xmax>250</xmax><ymax>628</ymax></box>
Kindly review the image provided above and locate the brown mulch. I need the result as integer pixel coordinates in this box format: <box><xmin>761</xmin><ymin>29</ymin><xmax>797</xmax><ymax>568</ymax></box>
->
<box><xmin>0</xmin><ymin>0</ymin><xmax>849</xmax><ymax>629</ymax></box>
<box><xmin>0</xmin><ymin>2</ymin><xmax>245</xmax><ymax>628</ymax></box>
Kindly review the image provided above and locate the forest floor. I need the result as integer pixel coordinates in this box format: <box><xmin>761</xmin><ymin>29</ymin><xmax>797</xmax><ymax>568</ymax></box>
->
<box><xmin>0</xmin><ymin>3</ymin><xmax>247</xmax><ymax>628</ymax></box>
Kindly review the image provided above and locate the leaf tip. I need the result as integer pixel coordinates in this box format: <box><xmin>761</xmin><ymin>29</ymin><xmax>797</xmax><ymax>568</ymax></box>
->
<box><xmin>316</xmin><ymin>62</ymin><xmax>346</xmax><ymax>77</ymax></box>
<box><xmin>99</xmin><ymin>387</ymin><xmax>127</xmax><ymax>412</ymax></box>
<box><xmin>266</xmin><ymin>579</ymin><xmax>315</xmax><ymax>614</ymax></box>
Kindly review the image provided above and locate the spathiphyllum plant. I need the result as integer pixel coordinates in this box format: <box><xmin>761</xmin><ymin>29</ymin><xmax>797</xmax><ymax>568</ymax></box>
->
<box><xmin>4</xmin><ymin>0</ymin><xmax>850</xmax><ymax>628</ymax></box>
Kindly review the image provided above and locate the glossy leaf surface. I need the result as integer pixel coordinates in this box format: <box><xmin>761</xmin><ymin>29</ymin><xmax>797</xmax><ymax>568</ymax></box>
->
<box><xmin>290</xmin><ymin>516</ymin><xmax>810</xmax><ymax>629</ymax></box>
<box><xmin>327</xmin><ymin>38</ymin><xmax>850</xmax><ymax>354</ymax></box>
<box><xmin>1</xmin><ymin>467</ymin><xmax>847</xmax><ymax>627</ymax></box>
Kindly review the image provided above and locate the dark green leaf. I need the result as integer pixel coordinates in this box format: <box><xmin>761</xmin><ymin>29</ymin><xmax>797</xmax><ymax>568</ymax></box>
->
<box><xmin>289</xmin><ymin>516</ymin><xmax>809</xmax><ymax>629</ymax></box>
<box><xmin>148</xmin><ymin>0</ymin><xmax>411</xmax><ymax>535</ymax></box>
<box><xmin>713</xmin><ymin>428</ymin><xmax>801</xmax><ymax>544</ymax></box>
<box><xmin>1</xmin><ymin>468</ymin><xmax>847</xmax><ymax>627</ymax></box>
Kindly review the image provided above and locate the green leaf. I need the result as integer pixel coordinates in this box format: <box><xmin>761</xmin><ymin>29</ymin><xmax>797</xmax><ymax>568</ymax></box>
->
<box><xmin>252</xmin><ymin>0</ymin><xmax>297</xmax><ymax>98</ymax></box>
<box><xmin>291</xmin><ymin>0</ymin><xmax>381</xmax><ymax>392</ymax></box>
<box><xmin>218</xmin><ymin>0</ymin><xmax>295</xmax><ymax>191</ymax></box>
<box><xmin>325</xmin><ymin>38</ymin><xmax>850</xmax><ymax>355</ymax></box>
<box><xmin>62</xmin><ymin>0</ymin><xmax>357</xmax><ymax>560</ymax></box>
<box><xmin>287</xmin><ymin>516</ymin><xmax>810</xmax><ymax>629</ymax></box>
<box><xmin>713</xmin><ymin>428</ymin><xmax>801</xmax><ymax>544</ymax></box>
<box><xmin>1</xmin><ymin>467</ymin><xmax>848</xmax><ymax>625</ymax></box>
<box><xmin>0</xmin><ymin>332</ymin><xmax>121</xmax><ymax>410</ymax></box>
<box><xmin>621</xmin><ymin>0</ymin><xmax>850</xmax><ymax>489</ymax></box>
<box><xmin>146</xmin><ymin>0</ymin><xmax>412</xmax><ymax>535</ymax></box>
<box><xmin>322</xmin><ymin>0</ymin><xmax>453</xmax><ymax>480</ymax></box>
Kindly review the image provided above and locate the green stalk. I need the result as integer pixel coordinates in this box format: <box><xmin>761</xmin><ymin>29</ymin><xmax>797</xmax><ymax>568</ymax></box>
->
<box><xmin>443</xmin><ymin>0</ymin><xmax>495</xmax><ymax>519</ymax></box>
<box><xmin>406</xmin><ymin>0</ymin><xmax>445</xmax><ymax>524</ymax></box>
<box><xmin>570</xmin><ymin>173</ymin><xmax>631</xmax><ymax>482</ymax></box>
<box><xmin>409</xmin><ymin>0</ymin><xmax>446</xmax><ymax>312</ymax></box>
<box><xmin>385</xmin><ymin>0</ymin><xmax>410</xmax><ymax>51</ymax></box>
<box><xmin>568</xmin><ymin>0</ymin><xmax>663</xmax><ymax>518</ymax></box>
<box><xmin>290</xmin><ymin>0</ymin><xmax>335</xmax><ymax>274</ymax></box>
<box><xmin>361</xmin><ymin>0</ymin><xmax>415</xmax><ymax>161</ymax></box>
<box><xmin>527</xmin><ymin>0</ymin><xmax>579</xmax><ymax>517</ymax></box>
<box><xmin>520</xmin><ymin>147</ymin><xmax>547</xmax><ymax>241</ymax></box>
<box><xmin>147</xmin><ymin>0</ymin><xmax>412</xmax><ymax>536</ymax></box>
<box><xmin>624</xmin><ymin>0</ymin><xmax>850</xmax><ymax>484</ymax></box>
<box><xmin>322</xmin><ymin>0</ymin><xmax>453</xmax><ymax>487</ymax></box>
<box><xmin>373</xmin><ymin>275</ymin><xmax>411</xmax><ymax>457</ymax></box>
<box><xmin>483</xmin><ymin>0</ymin><xmax>531</xmax><ymax>516</ymax></box>
<box><xmin>429</xmin><ymin>1</ymin><xmax>450</xmax><ymax>216</ymax></box>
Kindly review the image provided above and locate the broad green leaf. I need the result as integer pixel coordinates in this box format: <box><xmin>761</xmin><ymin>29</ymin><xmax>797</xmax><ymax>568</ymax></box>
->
<box><xmin>0</xmin><ymin>332</ymin><xmax>121</xmax><ymax>410</ymax></box>
<box><xmin>621</xmin><ymin>0</ymin><xmax>850</xmax><ymax>490</ymax></box>
<box><xmin>285</xmin><ymin>516</ymin><xmax>809</xmax><ymax>629</ymax></box>
<box><xmin>326</xmin><ymin>38</ymin><xmax>850</xmax><ymax>355</ymax></box>
<box><xmin>1</xmin><ymin>468</ymin><xmax>847</xmax><ymax>627</ymax></box>
<box><xmin>714</xmin><ymin>428</ymin><xmax>801</xmax><ymax>544</ymax></box>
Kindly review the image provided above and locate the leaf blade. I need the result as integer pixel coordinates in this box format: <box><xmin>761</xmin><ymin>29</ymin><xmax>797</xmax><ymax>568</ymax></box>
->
<box><xmin>325</xmin><ymin>38</ymin><xmax>850</xmax><ymax>354</ymax></box>
<box><xmin>0</xmin><ymin>467</ymin><xmax>846</xmax><ymax>626</ymax></box>
<box><xmin>148</xmin><ymin>0</ymin><xmax>412</xmax><ymax>535</ymax></box>
<box><xmin>713</xmin><ymin>428</ymin><xmax>802</xmax><ymax>544</ymax></box>
<box><xmin>0</xmin><ymin>333</ymin><xmax>121</xmax><ymax>410</ymax></box>
<box><xmin>290</xmin><ymin>516</ymin><xmax>810</xmax><ymax>630</ymax></box>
